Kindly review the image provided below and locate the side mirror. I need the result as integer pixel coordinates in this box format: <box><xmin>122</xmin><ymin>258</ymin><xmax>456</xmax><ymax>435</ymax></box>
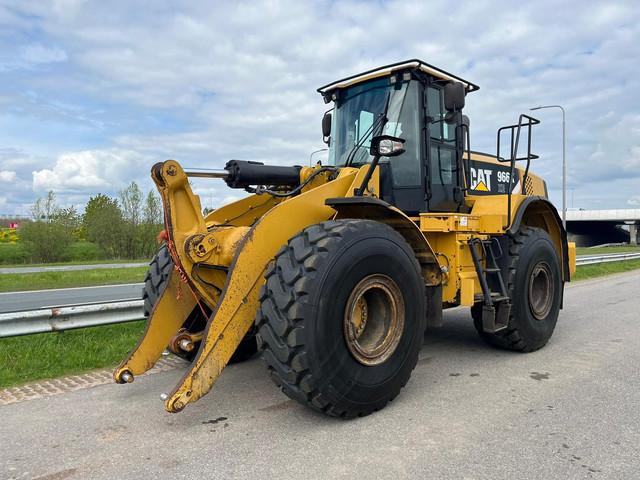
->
<box><xmin>322</xmin><ymin>111</ymin><xmax>332</xmax><ymax>144</ymax></box>
<box><xmin>370</xmin><ymin>135</ymin><xmax>405</xmax><ymax>157</ymax></box>
<box><xmin>444</xmin><ymin>82</ymin><xmax>466</xmax><ymax>112</ymax></box>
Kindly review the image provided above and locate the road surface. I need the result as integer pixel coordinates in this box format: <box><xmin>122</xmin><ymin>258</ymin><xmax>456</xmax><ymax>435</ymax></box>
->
<box><xmin>0</xmin><ymin>262</ymin><xmax>148</xmax><ymax>275</ymax></box>
<box><xmin>0</xmin><ymin>283</ymin><xmax>144</xmax><ymax>313</ymax></box>
<box><xmin>1</xmin><ymin>271</ymin><xmax>639</xmax><ymax>479</ymax></box>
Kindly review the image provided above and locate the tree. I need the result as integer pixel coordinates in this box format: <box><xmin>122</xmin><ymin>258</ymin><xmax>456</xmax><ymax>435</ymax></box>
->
<box><xmin>119</xmin><ymin>182</ymin><xmax>143</xmax><ymax>226</ymax></box>
<box><xmin>144</xmin><ymin>190</ymin><xmax>162</xmax><ymax>225</ymax></box>
<box><xmin>83</xmin><ymin>194</ymin><xmax>124</xmax><ymax>258</ymax></box>
<box><xmin>118</xmin><ymin>182</ymin><xmax>144</xmax><ymax>258</ymax></box>
<box><xmin>52</xmin><ymin>206</ymin><xmax>81</xmax><ymax>238</ymax></box>
<box><xmin>22</xmin><ymin>192</ymin><xmax>73</xmax><ymax>262</ymax></box>
<box><xmin>139</xmin><ymin>190</ymin><xmax>164</xmax><ymax>257</ymax></box>
<box><xmin>30</xmin><ymin>191</ymin><xmax>57</xmax><ymax>221</ymax></box>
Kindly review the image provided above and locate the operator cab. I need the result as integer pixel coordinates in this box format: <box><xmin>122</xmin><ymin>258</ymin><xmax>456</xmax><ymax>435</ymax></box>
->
<box><xmin>318</xmin><ymin>59</ymin><xmax>479</xmax><ymax>215</ymax></box>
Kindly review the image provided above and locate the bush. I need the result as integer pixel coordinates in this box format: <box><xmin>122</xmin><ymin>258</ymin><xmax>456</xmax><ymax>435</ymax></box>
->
<box><xmin>67</xmin><ymin>241</ymin><xmax>104</xmax><ymax>261</ymax></box>
<box><xmin>0</xmin><ymin>243</ymin><xmax>29</xmax><ymax>264</ymax></box>
<box><xmin>19</xmin><ymin>221</ymin><xmax>74</xmax><ymax>263</ymax></box>
<box><xmin>0</xmin><ymin>228</ymin><xmax>19</xmax><ymax>243</ymax></box>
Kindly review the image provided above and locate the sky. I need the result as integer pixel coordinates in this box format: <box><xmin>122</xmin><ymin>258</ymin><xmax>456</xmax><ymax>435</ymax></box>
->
<box><xmin>0</xmin><ymin>0</ymin><xmax>639</xmax><ymax>216</ymax></box>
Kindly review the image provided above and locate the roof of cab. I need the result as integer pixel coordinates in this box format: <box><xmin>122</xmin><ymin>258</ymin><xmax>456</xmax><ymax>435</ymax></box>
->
<box><xmin>317</xmin><ymin>59</ymin><xmax>480</xmax><ymax>96</ymax></box>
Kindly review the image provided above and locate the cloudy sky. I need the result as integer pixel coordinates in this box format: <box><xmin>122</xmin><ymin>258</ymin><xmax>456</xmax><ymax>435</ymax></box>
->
<box><xmin>0</xmin><ymin>0</ymin><xmax>639</xmax><ymax>216</ymax></box>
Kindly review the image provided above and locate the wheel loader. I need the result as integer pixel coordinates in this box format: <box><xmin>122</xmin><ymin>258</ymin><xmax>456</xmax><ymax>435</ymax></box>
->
<box><xmin>114</xmin><ymin>59</ymin><xmax>577</xmax><ymax>417</ymax></box>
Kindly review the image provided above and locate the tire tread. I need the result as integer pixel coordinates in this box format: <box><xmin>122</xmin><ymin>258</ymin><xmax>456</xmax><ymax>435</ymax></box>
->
<box><xmin>256</xmin><ymin>219</ymin><xmax>423</xmax><ymax>418</ymax></box>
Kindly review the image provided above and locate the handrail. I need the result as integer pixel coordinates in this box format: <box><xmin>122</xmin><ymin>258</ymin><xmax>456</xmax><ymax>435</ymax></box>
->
<box><xmin>496</xmin><ymin>114</ymin><xmax>540</xmax><ymax>229</ymax></box>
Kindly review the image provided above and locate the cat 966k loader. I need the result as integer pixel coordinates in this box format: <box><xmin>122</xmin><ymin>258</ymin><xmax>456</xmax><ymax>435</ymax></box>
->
<box><xmin>114</xmin><ymin>59</ymin><xmax>576</xmax><ymax>418</ymax></box>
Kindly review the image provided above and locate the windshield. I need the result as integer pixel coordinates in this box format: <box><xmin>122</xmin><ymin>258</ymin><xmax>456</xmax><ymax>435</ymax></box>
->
<box><xmin>328</xmin><ymin>77</ymin><xmax>411</xmax><ymax>167</ymax></box>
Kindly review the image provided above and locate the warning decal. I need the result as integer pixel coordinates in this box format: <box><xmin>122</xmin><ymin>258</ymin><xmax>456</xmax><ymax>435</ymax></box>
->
<box><xmin>468</xmin><ymin>160</ymin><xmax>520</xmax><ymax>195</ymax></box>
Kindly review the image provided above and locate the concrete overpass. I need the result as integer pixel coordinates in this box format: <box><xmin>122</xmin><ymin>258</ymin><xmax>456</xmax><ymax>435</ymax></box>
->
<box><xmin>563</xmin><ymin>209</ymin><xmax>640</xmax><ymax>246</ymax></box>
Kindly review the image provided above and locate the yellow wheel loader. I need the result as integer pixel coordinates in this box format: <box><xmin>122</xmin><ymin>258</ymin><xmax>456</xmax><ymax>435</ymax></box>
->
<box><xmin>114</xmin><ymin>59</ymin><xmax>576</xmax><ymax>418</ymax></box>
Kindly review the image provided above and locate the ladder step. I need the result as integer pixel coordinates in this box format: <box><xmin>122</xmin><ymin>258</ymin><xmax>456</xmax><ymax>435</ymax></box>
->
<box><xmin>485</xmin><ymin>268</ymin><xmax>501</xmax><ymax>273</ymax></box>
<box><xmin>482</xmin><ymin>302</ymin><xmax>511</xmax><ymax>333</ymax></box>
<box><xmin>491</xmin><ymin>295</ymin><xmax>510</xmax><ymax>302</ymax></box>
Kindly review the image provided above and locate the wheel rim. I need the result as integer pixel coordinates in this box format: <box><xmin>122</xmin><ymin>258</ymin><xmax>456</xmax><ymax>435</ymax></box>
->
<box><xmin>343</xmin><ymin>274</ymin><xmax>405</xmax><ymax>366</ymax></box>
<box><xmin>528</xmin><ymin>261</ymin><xmax>554</xmax><ymax>320</ymax></box>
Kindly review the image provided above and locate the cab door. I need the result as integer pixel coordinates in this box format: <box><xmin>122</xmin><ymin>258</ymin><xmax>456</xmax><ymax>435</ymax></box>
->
<box><xmin>379</xmin><ymin>80</ymin><xmax>426</xmax><ymax>214</ymax></box>
<box><xmin>425</xmin><ymin>84</ymin><xmax>464</xmax><ymax>212</ymax></box>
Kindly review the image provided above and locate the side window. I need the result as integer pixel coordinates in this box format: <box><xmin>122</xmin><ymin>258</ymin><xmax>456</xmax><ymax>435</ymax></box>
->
<box><xmin>356</xmin><ymin>110</ymin><xmax>374</xmax><ymax>148</ymax></box>
<box><xmin>427</xmin><ymin>83</ymin><xmax>460</xmax><ymax>212</ymax></box>
<box><xmin>385</xmin><ymin>82</ymin><xmax>421</xmax><ymax>187</ymax></box>
<box><xmin>427</xmin><ymin>86</ymin><xmax>456</xmax><ymax>146</ymax></box>
<box><xmin>427</xmin><ymin>87</ymin><xmax>442</xmax><ymax>140</ymax></box>
<box><xmin>430</xmin><ymin>146</ymin><xmax>454</xmax><ymax>186</ymax></box>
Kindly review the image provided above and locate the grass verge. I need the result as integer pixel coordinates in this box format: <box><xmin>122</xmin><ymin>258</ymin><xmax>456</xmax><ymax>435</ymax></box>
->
<box><xmin>0</xmin><ymin>267</ymin><xmax>148</xmax><ymax>292</ymax></box>
<box><xmin>573</xmin><ymin>258</ymin><xmax>640</xmax><ymax>281</ymax></box>
<box><xmin>0</xmin><ymin>258</ymin><xmax>149</xmax><ymax>268</ymax></box>
<box><xmin>576</xmin><ymin>245</ymin><xmax>640</xmax><ymax>255</ymax></box>
<box><xmin>0</xmin><ymin>321</ymin><xmax>145</xmax><ymax>388</ymax></box>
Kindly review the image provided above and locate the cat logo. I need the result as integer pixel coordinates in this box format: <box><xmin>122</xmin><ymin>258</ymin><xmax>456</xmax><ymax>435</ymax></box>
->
<box><xmin>470</xmin><ymin>167</ymin><xmax>492</xmax><ymax>192</ymax></box>
<box><xmin>474</xmin><ymin>180</ymin><xmax>490</xmax><ymax>191</ymax></box>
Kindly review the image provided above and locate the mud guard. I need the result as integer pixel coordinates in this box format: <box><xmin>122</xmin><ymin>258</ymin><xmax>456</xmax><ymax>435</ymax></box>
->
<box><xmin>326</xmin><ymin>196</ymin><xmax>442</xmax><ymax>287</ymax></box>
<box><xmin>509</xmin><ymin>196</ymin><xmax>570</xmax><ymax>282</ymax></box>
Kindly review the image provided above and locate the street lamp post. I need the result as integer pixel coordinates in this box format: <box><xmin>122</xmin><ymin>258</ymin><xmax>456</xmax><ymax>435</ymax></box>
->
<box><xmin>530</xmin><ymin>105</ymin><xmax>566</xmax><ymax>229</ymax></box>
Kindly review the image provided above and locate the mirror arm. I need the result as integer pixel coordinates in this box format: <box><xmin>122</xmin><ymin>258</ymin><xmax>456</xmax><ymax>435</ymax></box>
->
<box><xmin>354</xmin><ymin>154</ymin><xmax>381</xmax><ymax>197</ymax></box>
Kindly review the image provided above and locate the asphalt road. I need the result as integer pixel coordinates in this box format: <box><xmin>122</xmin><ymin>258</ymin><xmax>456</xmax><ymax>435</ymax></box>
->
<box><xmin>0</xmin><ymin>262</ymin><xmax>148</xmax><ymax>275</ymax></box>
<box><xmin>1</xmin><ymin>271</ymin><xmax>639</xmax><ymax>479</ymax></box>
<box><xmin>0</xmin><ymin>283</ymin><xmax>144</xmax><ymax>313</ymax></box>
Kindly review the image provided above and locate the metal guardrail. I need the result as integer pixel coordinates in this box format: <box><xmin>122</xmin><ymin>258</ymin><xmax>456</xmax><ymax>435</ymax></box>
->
<box><xmin>0</xmin><ymin>300</ymin><xmax>144</xmax><ymax>338</ymax></box>
<box><xmin>0</xmin><ymin>251</ymin><xmax>638</xmax><ymax>338</ymax></box>
<box><xmin>575</xmin><ymin>252</ymin><xmax>640</xmax><ymax>266</ymax></box>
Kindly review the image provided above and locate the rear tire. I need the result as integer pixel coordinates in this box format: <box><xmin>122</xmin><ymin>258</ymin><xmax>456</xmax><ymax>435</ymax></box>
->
<box><xmin>255</xmin><ymin>219</ymin><xmax>425</xmax><ymax>418</ymax></box>
<box><xmin>473</xmin><ymin>226</ymin><xmax>562</xmax><ymax>352</ymax></box>
<box><xmin>143</xmin><ymin>245</ymin><xmax>257</xmax><ymax>363</ymax></box>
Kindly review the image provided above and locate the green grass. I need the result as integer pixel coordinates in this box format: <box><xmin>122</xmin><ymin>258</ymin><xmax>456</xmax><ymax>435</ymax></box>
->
<box><xmin>0</xmin><ymin>267</ymin><xmax>148</xmax><ymax>292</ymax></box>
<box><xmin>0</xmin><ymin>321</ymin><xmax>146</xmax><ymax>388</ymax></box>
<box><xmin>576</xmin><ymin>245</ymin><xmax>640</xmax><ymax>255</ymax></box>
<box><xmin>0</xmin><ymin>258</ymin><xmax>149</xmax><ymax>268</ymax></box>
<box><xmin>573</xmin><ymin>258</ymin><xmax>640</xmax><ymax>281</ymax></box>
<box><xmin>0</xmin><ymin>243</ymin><xmax>28</xmax><ymax>264</ymax></box>
<box><xmin>0</xmin><ymin>240</ymin><xmax>151</xmax><ymax>266</ymax></box>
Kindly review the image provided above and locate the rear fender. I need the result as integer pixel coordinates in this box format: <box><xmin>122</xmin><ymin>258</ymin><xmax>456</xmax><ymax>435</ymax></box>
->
<box><xmin>509</xmin><ymin>196</ymin><xmax>571</xmax><ymax>282</ymax></box>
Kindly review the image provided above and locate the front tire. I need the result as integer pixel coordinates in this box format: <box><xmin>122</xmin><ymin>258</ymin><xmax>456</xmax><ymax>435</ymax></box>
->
<box><xmin>255</xmin><ymin>219</ymin><xmax>426</xmax><ymax>418</ymax></box>
<box><xmin>473</xmin><ymin>226</ymin><xmax>562</xmax><ymax>352</ymax></box>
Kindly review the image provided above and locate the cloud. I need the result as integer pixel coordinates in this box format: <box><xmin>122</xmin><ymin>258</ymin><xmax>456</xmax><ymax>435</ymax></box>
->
<box><xmin>32</xmin><ymin>149</ymin><xmax>150</xmax><ymax>192</ymax></box>
<box><xmin>0</xmin><ymin>170</ymin><xmax>17</xmax><ymax>182</ymax></box>
<box><xmin>0</xmin><ymin>0</ymin><xmax>638</xmax><ymax>214</ymax></box>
